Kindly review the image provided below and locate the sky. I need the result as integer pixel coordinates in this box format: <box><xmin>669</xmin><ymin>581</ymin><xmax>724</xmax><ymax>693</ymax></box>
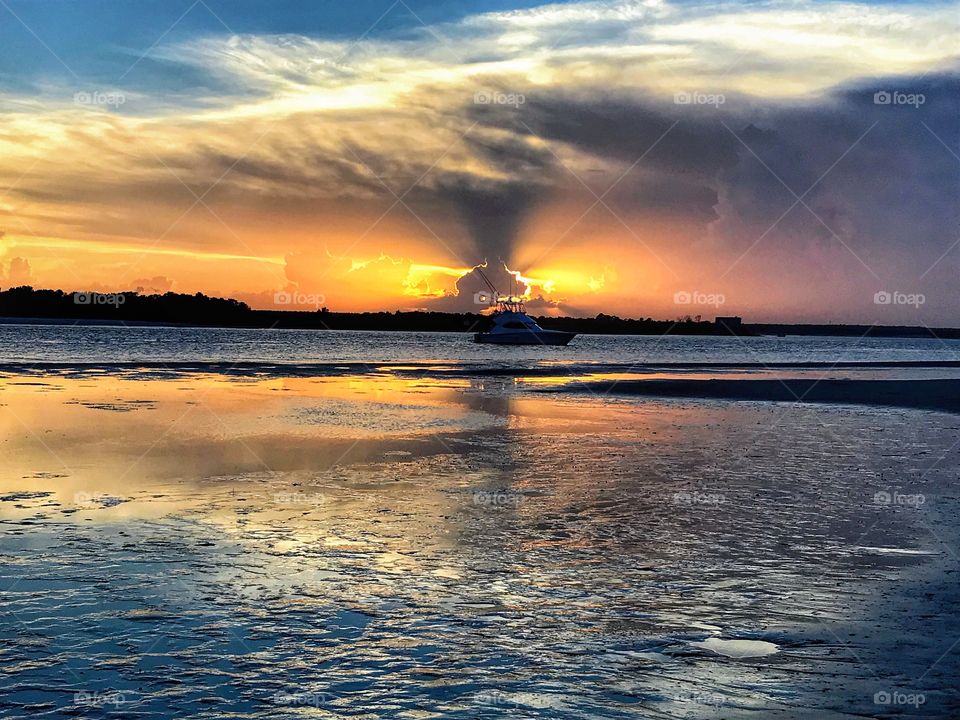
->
<box><xmin>0</xmin><ymin>0</ymin><xmax>957</xmax><ymax>323</ymax></box>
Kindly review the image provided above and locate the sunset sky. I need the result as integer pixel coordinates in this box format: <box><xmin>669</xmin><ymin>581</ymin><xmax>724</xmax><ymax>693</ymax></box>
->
<box><xmin>0</xmin><ymin>0</ymin><xmax>957</xmax><ymax>322</ymax></box>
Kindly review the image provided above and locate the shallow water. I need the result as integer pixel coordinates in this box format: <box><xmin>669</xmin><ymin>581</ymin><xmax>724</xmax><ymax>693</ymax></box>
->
<box><xmin>2</xmin><ymin>362</ymin><xmax>959</xmax><ymax>718</ymax></box>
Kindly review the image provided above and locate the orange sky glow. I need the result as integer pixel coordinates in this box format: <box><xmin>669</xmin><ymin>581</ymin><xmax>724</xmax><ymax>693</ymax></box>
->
<box><xmin>1</xmin><ymin>0</ymin><xmax>957</xmax><ymax>322</ymax></box>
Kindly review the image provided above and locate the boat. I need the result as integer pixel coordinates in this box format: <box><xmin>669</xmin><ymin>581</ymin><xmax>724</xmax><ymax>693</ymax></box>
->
<box><xmin>474</xmin><ymin>303</ymin><xmax>576</xmax><ymax>345</ymax></box>
<box><xmin>471</xmin><ymin>268</ymin><xmax>576</xmax><ymax>346</ymax></box>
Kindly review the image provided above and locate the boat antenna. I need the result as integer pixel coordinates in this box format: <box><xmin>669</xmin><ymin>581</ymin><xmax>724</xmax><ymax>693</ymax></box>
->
<box><xmin>475</xmin><ymin>263</ymin><xmax>523</xmax><ymax>312</ymax></box>
<box><xmin>474</xmin><ymin>266</ymin><xmax>499</xmax><ymax>303</ymax></box>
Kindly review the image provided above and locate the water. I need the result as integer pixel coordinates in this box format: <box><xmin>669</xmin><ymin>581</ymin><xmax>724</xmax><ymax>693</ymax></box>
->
<box><xmin>3</xmin><ymin>323</ymin><xmax>959</xmax><ymax>366</ymax></box>
<box><xmin>1</xmin><ymin>324</ymin><xmax>959</xmax><ymax>718</ymax></box>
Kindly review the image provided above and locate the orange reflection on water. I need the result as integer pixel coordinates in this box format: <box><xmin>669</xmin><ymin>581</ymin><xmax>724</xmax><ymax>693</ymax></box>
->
<box><xmin>0</xmin><ymin>369</ymin><xmax>713</xmax><ymax>565</ymax></box>
<box><xmin>0</xmin><ymin>372</ymin><xmax>485</xmax><ymax>524</ymax></box>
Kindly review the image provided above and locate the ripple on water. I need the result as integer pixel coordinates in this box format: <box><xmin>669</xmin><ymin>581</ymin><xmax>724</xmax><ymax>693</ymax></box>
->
<box><xmin>2</xmin><ymin>379</ymin><xmax>959</xmax><ymax>718</ymax></box>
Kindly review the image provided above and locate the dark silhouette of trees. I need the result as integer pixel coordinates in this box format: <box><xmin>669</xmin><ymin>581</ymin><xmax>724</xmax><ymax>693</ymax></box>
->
<box><xmin>1</xmin><ymin>286</ymin><xmax>954</xmax><ymax>337</ymax></box>
<box><xmin>0</xmin><ymin>287</ymin><xmax>249</xmax><ymax>325</ymax></box>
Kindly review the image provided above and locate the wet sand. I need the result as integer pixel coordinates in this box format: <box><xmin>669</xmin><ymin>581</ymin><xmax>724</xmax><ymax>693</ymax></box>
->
<box><xmin>545</xmin><ymin>377</ymin><xmax>960</xmax><ymax>414</ymax></box>
<box><xmin>1</xmin><ymin>368</ymin><xmax>959</xmax><ymax>717</ymax></box>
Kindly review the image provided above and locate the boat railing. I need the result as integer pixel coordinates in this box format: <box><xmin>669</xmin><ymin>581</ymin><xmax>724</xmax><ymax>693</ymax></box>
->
<box><xmin>494</xmin><ymin>297</ymin><xmax>526</xmax><ymax>313</ymax></box>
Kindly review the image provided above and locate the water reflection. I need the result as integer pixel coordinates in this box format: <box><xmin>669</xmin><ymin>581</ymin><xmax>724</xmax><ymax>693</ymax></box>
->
<box><xmin>1</xmin><ymin>370</ymin><xmax>959</xmax><ymax>718</ymax></box>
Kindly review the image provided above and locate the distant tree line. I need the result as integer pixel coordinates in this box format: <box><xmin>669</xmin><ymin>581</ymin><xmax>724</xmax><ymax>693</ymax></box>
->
<box><xmin>1</xmin><ymin>286</ymin><xmax>955</xmax><ymax>337</ymax></box>
<box><xmin>0</xmin><ymin>286</ymin><xmax>249</xmax><ymax>325</ymax></box>
<box><xmin>535</xmin><ymin>313</ymin><xmax>728</xmax><ymax>335</ymax></box>
<box><xmin>0</xmin><ymin>286</ymin><xmax>748</xmax><ymax>334</ymax></box>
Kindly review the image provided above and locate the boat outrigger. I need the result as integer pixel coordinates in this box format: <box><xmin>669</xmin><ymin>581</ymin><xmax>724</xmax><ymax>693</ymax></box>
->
<box><xmin>472</xmin><ymin>268</ymin><xmax>577</xmax><ymax>346</ymax></box>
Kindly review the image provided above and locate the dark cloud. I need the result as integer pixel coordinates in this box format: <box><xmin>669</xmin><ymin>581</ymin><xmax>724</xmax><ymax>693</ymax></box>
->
<box><xmin>432</xmin><ymin>178</ymin><xmax>542</xmax><ymax>265</ymax></box>
<box><xmin>427</xmin><ymin>71</ymin><xmax>959</xmax><ymax>318</ymax></box>
<box><xmin>427</xmin><ymin>261</ymin><xmax>531</xmax><ymax>312</ymax></box>
<box><xmin>468</xmin><ymin>93</ymin><xmax>744</xmax><ymax>224</ymax></box>
<box><xmin>131</xmin><ymin>276</ymin><xmax>175</xmax><ymax>294</ymax></box>
<box><xmin>712</xmin><ymin>72</ymin><xmax>960</xmax><ymax>280</ymax></box>
<box><xmin>605</xmin><ymin>175</ymin><xmax>721</xmax><ymax>222</ymax></box>
<box><xmin>472</xmin><ymin>74</ymin><xmax>959</xmax><ymax>298</ymax></box>
<box><xmin>517</xmin><ymin>95</ymin><xmax>741</xmax><ymax>174</ymax></box>
<box><xmin>523</xmin><ymin>294</ymin><xmax>563</xmax><ymax>311</ymax></box>
<box><xmin>426</xmin><ymin>124</ymin><xmax>558</xmax><ymax>264</ymax></box>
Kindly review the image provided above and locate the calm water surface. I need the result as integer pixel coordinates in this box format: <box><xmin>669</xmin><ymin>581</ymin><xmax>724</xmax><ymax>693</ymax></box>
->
<box><xmin>2</xmin><ymin>323</ymin><xmax>960</xmax><ymax>365</ymax></box>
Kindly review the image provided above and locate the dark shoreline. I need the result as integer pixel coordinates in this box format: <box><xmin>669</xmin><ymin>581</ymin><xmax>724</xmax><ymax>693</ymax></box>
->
<box><xmin>3</xmin><ymin>359</ymin><xmax>960</xmax><ymax>379</ymax></box>
<box><xmin>5</xmin><ymin>359</ymin><xmax>960</xmax><ymax>414</ymax></box>
<box><xmin>2</xmin><ymin>287</ymin><xmax>960</xmax><ymax>337</ymax></box>
<box><xmin>544</xmin><ymin>377</ymin><xmax>960</xmax><ymax>414</ymax></box>
<box><xmin>3</xmin><ymin>315</ymin><xmax>960</xmax><ymax>340</ymax></box>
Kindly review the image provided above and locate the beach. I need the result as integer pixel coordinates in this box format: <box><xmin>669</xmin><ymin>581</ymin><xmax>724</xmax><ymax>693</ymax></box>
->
<box><xmin>5</xmin><ymin>0</ymin><xmax>959</xmax><ymax>713</ymax></box>
<box><xmin>549</xmin><ymin>377</ymin><xmax>960</xmax><ymax>414</ymax></box>
<box><xmin>1</xmin><ymin>328</ymin><xmax>959</xmax><ymax>717</ymax></box>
